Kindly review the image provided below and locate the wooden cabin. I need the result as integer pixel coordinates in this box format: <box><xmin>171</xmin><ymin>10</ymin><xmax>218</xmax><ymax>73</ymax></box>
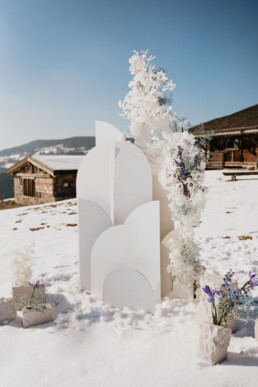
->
<box><xmin>8</xmin><ymin>155</ymin><xmax>84</xmax><ymax>205</ymax></box>
<box><xmin>191</xmin><ymin>104</ymin><xmax>258</xmax><ymax>169</ymax></box>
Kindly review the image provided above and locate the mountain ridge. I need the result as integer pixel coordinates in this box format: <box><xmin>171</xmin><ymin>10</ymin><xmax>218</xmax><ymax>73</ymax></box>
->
<box><xmin>0</xmin><ymin>136</ymin><xmax>95</xmax><ymax>156</ymax></box>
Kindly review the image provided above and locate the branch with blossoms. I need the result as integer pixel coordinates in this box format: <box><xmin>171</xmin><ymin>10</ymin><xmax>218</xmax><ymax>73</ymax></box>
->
<box><xmin>119</xmin><ymin>50</ymin><xmax>207</xmax><ymax>295</ymax></box>
<box><xmin>202</xmin><ymin>270</ymin><xmax>258</xmax><ymax>326</ymax></box>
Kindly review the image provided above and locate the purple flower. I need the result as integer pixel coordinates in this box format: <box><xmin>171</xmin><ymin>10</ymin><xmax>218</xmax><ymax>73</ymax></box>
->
<box><xmin>202</xmin><ymin>285</ymin><xmax>215</xmax><ymax>303</ymax></box>
<box><xmin>214</xmin><ymin>289</ymin><xmax>222</xmax><ymax>296</ymax></box>
<box><xmin>249</xmin><ymin>272</ymin><xmax>258</xmax><ymax>288</ymax></box>
<box><xmin>28</xmin><ymin>280</ymin><xmax>40</xmax><ymax>289</ymax></box>
<box><xmin>202</xmin><ymin>285</ymin><xmax>211</xmax><ymax>295</ymax></box>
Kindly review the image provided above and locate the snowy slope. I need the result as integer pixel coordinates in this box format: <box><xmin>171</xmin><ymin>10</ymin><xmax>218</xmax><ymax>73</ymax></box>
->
<box><xmin>0</xmin><ymin>171</ymin><xmax>258</xmax><ymax>387</ymax></box>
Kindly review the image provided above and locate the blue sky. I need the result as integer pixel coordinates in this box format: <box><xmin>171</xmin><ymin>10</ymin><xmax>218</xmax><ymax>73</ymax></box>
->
<box><xmin>0</xmin><ymin>0</ymin><xmax>257</xmax><ymax>149</ymax></box>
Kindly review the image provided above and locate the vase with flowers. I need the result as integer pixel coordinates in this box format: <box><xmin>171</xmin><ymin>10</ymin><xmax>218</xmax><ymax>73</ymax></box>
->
<box><xmin>17</xmin><ymin>280</ymin><xmax>53</xmax><ymax>328</ymax></box>
<box><xmin>199</xmin><ymin>270</ymin><xmax>258</xmax><ymax>365</ymax></box>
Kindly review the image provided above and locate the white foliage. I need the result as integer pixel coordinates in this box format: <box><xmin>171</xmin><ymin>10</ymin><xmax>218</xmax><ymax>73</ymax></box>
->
<box><xmin>119</xmin><ymin>50</ymin><xmax>207</xmax><ymax>292</ymax></box>
<box><xmin>12</xmin><ymin>244</ymin><xmax>35</xmax><ymax>286</ymax></box>
<box><xmin>118</xmin><ymin>50</ymin><xmax>176</xmax><ymax>141</ymax></box>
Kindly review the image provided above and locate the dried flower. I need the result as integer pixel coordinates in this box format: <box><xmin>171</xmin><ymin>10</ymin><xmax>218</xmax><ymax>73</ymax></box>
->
<box><xmin>12</xmin><ymin>244</ymin><xmax>35</xmax><ymax>286</ymax></box>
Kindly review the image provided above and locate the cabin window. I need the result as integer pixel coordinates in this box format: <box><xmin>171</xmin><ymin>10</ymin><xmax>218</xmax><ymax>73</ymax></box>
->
<box><xmin>23</xmin><ymin>179</ymin><xmax>35</xmax><ymax>197</ymax></box>
<box><xmin>63</xmin><ymin>182</ymin><xmax>71</xmax><ymax>188</ymax></box>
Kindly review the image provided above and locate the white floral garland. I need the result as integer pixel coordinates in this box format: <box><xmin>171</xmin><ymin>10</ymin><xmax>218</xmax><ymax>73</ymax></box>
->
<box><xmin>119</xmin><ymin>50</ymin><xmax>206</xmax><ymax>293</ymax></box>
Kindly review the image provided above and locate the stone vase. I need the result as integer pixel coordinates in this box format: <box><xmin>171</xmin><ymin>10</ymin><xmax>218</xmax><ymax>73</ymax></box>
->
<box><xmin>12</xmin><ymin>281</ymin><xmax>46</xmax><ymax>311</ymax></box>
<box><xmin>17</xmin><ymin>303</ymin><xmax>53</xmax><ymax>328</ymax></box>
<box><xmin>0</xmin><ymin>297</ymin><xmax>16</xmax><ymax>323</ymax></box>
<box><xmin>199</xmin><ymin>322</ymin><xmax>231</xmax><ymax>365</ymax></box>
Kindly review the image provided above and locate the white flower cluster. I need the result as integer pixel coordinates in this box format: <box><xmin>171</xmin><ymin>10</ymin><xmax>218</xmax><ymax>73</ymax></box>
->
<box><xmin>158</xmin><ymin>131</ymin><xmax>206</xmax><ymax>292</ymax></box>
<box><xmin>167</xmin><ymin>228</ymin><xmax>203</xmax><ymax>290</ymax></box>
<box><xmin>118</xmin><ymin>50</ymin><xmax>175</xmax><ymax>141</ymax></box>
<box><xmin>159</xmin><ymin>131</ymin><xmax>207</xmax><ymax>229</ymax></box>
<box><xmin>119</xmin><ymin>50</ymin><xmax>206</xmax><ymax>293</ymax></box>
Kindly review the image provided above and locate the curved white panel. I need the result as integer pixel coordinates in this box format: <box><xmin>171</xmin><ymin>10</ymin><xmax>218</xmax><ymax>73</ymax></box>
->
<box><xmin>91</xmin><ymin>225</ymin><xmax>127</xmax><ymax>295</ymax></box>
<box><xmin>96</xmin><ymin>121</ymin><xmax>122</xmax><ymax>146</ymax></box>
<box><xmin>150</xmin><ymin>161</ymin><xmax>174</xmax><ymax>240</ymax></box>
<box><xmin>114</xmin><ymin>142</ymin><xmax>152</xmax><ymax>224</ymax></box>
<box><xmin>78</xmin><ymin>199</ymin><xmax>112</xmax><ymax>290</ymax></box>
<box><xmin>76</xmin><ymin>146</ymin><xmax>111</xmax><ymax>216</ymax></box>
<box><xmin>103</xmin><ymin>268</ymin><xmax>155</xmax><ymax>313</ymax></box>
<box><xmin>161</xmin><ymin>230</ymin><xmax>174</xmax><ymax>248</ymax></box>
<box><xmin>91</xmin><ymin>201</ymin><xmax>160</xmax><ymax>300</ymax></box>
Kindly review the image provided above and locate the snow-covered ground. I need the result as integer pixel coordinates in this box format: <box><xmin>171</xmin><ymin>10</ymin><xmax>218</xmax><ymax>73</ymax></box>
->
<box><xmin>0</xmin><ymin>170</ymin><xmax>258</xmax><ymax>387</ymax></box>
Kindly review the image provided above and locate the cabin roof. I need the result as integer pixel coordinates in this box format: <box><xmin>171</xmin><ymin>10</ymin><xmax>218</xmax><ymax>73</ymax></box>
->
<box><xmin>190</xmin><ymin>104</ymin><xmax>258</xmax><ymax>136</ymax></box>
<box><xmin>8</xmin><ymin>154</ymin><xmax>85</xmax><ymax>175</ymax></box>
<box><xmin>33</xmin><ymin>155</ymin><xmax>84</xmax><ymax>171</ymax></box>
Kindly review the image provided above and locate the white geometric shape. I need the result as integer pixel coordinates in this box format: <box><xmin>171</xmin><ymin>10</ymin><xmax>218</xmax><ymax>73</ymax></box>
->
<box><xmin>95</xmin><ymin>121</ymin><xmax>123</xmax><ymax>223</ymax></box>
<box><xmin>103</xmin><ymin>268</ymin><xmax>155</xmax><ymax>313</ymax></box>
<box><xmin>114</xmin><ymin>141</ymin><xmax>152</xmax><ymax>224</ymax></box>
<box><xmin>91</xmin><ymin>201</ymin><xmax>160</xmax><ymax>301</ymax></box>
<box><xmin>77</xmin><ymin>199</ymin><xmax>112</xmax><ymax>290</ymax></box>
<box><xmin>150</xmin><ymin>160</ymin><xmax>174</xmax><ymax>240</ymax></box>
<box><xmin>76</xmin><ymin>145</ymin><xmax>111</xmax><ymax>217</ymax></box>
<box><xmin>96</xmin><ymin>121</ymin><xmax>122</xmax><ymax>147</ymax></box>
<box><xmin>125</xmin><ymin>201</ymin><xmax>160</xmax><ymax>300</ymax></box>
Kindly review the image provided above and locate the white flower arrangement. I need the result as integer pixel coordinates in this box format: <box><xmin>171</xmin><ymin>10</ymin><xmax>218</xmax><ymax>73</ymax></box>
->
<box><xmin>119</xmin><ymin>50</ymin><xmax>207</xmax><ymax>294</ymax></box>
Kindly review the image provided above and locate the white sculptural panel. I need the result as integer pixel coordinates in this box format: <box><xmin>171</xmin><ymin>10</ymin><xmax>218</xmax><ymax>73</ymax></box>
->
<box><xmin>114</xmin><ymin>142</ymin><xmax>152</xmax><ymax>225</ymax></box>
<box><xmin>77</xmin><ymin>199</ymin><xmax>112</xmax><ymax>290</ymax></box>
<box><xmin>96</xmin><ymin>121</ymin><xmax>122</xmax><ymax>146</ymax></box>
<box><xmin>91</xmin><ymin>201</ymin><xmax>160</xmax><ymax>301</ymax></box>
<box><xmin>76</xmin><ymin>145</ymin><xmax>111</xmax><ymax>218</ymax></box>
<box><xmin>77</xmin><ymin>121</ymin><xmax>163</xmax><ymax>312</ymax></box>
<box><xmin>103</xmin><ymin>268</ymin><xmax>155</xmax><ymax>313</ymax></box>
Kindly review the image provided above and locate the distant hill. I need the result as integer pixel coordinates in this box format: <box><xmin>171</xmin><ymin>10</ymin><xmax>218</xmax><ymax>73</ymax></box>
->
<box><xmin>0</xmin><ymin>136</ymin><xmax>95</xmax><ymax>156</ymax></box>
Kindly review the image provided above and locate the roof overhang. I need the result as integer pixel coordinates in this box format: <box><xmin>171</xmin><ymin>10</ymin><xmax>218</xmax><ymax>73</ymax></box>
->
<box><xmin>8</xmin><ymin>156</ymin><xmax>55</xmax><ymax>176</ymax></box>
<box><xmin>194</xmin><ymin>128</ymin><xmax>258</xmax><ymax>138</ymax></box>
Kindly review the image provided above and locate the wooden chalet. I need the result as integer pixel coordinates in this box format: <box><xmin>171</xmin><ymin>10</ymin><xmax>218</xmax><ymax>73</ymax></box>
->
<box><xmin>191</xmin><ymin>104</ymin><xmax>258</xmax><ymax>169</ymax></box>
<box><xmin>8</xmin><ymin>155</ymin><xmax>84</xmax><ymax>205</ymax></box>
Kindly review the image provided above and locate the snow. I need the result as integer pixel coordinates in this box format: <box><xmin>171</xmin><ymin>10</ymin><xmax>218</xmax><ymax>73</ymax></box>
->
<box><xmin>32</xmin><ymin>155</ymin><xmax>85</xmax><ymax>171</ymax></box>
<box><xmin>0</xmin><ymin>170</ymin><xmax>258</xmax><ymax>386</ymax></box>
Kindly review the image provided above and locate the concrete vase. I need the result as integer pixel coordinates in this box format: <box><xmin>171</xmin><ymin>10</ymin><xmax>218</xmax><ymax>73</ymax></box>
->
<box><xmin>17</xmin><ymin>303</ymin><xmax>53</xmax><ymax>328</ymax></box>
<box><xmin>199</xmin><ymin>322</ymin><xmax>231</xmax><ymax>365</ymax></box>
<box><xmin>12</xmin><ymin>282</ymin><xmax>46</xmax><ymax>311</ymax></box>
<box><xmin>0</xmin><ymin>297</ymin><xmax>16</xmax><ymax>323</ymax></box>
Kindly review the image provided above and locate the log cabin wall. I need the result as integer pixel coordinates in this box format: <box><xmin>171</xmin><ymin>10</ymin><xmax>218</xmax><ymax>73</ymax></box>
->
<box><xmin>242</xmin><ymin>148</ymin><xmax>258</xmax><ymax>162</ymax></box>
<box><xmin>54</xmin><ymin>171</ymin><xmax>77</xmax><ymax>200</ymax></box>
<box><xmin>12</xmin><ymin>161</ymin><xmax>78</xmax><ymax>205</ymax></box>
<box><xmin>14</xmin><ymin>174</ymin><xmax>55</xmax><ymax>205</ymax></box>
<box><xmin>208</xmin><ymin>134</ymin><xmax>258</xmax><ymax>166</ymax></box>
